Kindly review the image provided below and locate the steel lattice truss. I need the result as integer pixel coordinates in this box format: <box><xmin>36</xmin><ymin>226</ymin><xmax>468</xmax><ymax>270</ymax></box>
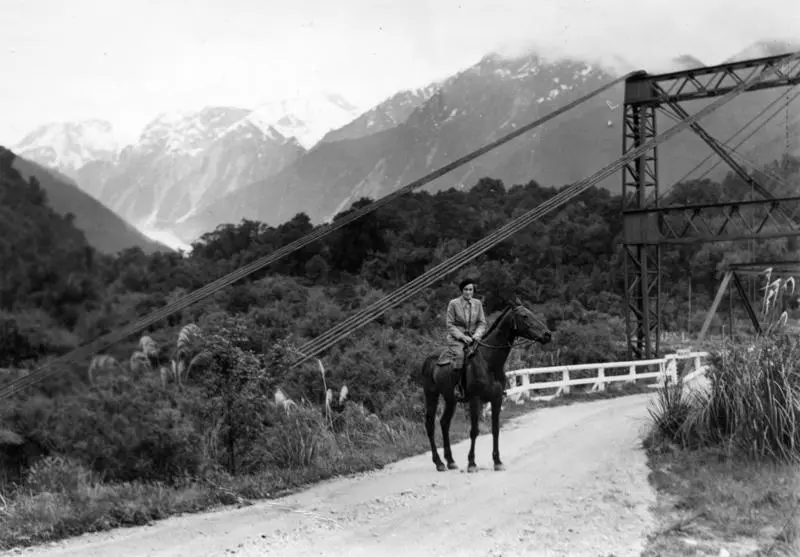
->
<box><xmin>621</xmin><ymin>51</ymin><xmax>800</xmax><ymax>360</ymax></box>
<box><xmin>626</xmin><ymin>54</ymin><xmax>800</xmax><ymax>105</ymax></box>
<box><xmin>624</xmin><ymin>196</ymin><xmax>800</xmax><ymax>245</ymax></box>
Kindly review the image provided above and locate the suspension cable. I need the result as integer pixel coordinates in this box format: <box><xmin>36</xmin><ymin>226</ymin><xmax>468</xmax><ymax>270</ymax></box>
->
<box><xmin>290</xmin><ymin>51</ymin><xmax>800</xmax><ymax>369</ymax></box>
<box><xmin>4</xmin><ymin>52</ymin><xmax>800</xmax><ymax>398</ymax></box>
<box><xmin>0</xmin><ymin>72</ymin><xmax>640</xmax><ymax>400</ymax></box>
<box><xmin>654</xmin><ymin>85</ymin><xmax>800</xmax><ymax>202</ymax></box>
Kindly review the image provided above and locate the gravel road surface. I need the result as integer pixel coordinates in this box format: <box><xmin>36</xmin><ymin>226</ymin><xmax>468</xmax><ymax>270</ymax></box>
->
<box><xmin>7</xmin><ymin>393</ymin><xmax>658</xmax><ymax>557</ymax></box>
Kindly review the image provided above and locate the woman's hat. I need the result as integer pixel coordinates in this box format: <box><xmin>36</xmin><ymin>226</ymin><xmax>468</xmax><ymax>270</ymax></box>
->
<box><xmin>459</xmin><ymin>277</ymin><xmax>477</xmax><ymax>291</ymax></box>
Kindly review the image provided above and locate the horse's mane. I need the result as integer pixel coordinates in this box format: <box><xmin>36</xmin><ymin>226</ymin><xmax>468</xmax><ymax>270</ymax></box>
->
<box><xmin>481</xmin><ymin>304</ymin><xmax>513</xmax><ymax>340</ymax></box>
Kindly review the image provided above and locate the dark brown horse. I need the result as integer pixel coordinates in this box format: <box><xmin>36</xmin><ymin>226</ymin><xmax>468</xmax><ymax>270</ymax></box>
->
<box><xmin>418</xmin><ymin>297</ymin><xmax>552</xmax><ymax>473</ymax></box>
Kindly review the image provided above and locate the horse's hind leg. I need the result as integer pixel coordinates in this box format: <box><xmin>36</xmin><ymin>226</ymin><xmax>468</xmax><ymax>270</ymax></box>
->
<box><xmin>425</xmin><ymin>390</ymin><xmax>445</xmax><ymax>472</ymax></box>
<box><xmin>491</xmin><ymin>396</ymin><xmax>504</xmax><ymax>471</ymax></box>
<box><xmin>440</xmin><ymin>396</ymin><xmax>458</xmax><ymax>470</ymax></box>
<box><xmin>466</xmin><ymin>396</ymin><xmax>481</xmax><ymax>473</ymax></box>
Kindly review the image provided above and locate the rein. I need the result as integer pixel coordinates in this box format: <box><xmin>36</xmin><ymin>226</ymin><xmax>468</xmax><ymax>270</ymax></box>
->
<box><xmin>471</xmin><ymin>306</ymin><xmax>540</xmax><ymax>350</ymax></box>
<box><xmin>474</xmin><ymin>337</ymin><xmax>538</xmax><ymax>350</ymax></box>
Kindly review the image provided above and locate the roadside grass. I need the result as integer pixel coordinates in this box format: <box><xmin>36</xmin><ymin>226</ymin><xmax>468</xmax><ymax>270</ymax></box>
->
<box><xmin>0</xmin><ymin>380</ymin><xmax>654</xmax><ymax>550</ymax></box>
<box><xmin>642</xmin><ymin>444</ymin><xmax>800</xmax><ymax>557</ymax></box>
<box><xmin>642</xmin><ymin>278</ymin><xmax>800</xmax><ymax>557</ymax></box>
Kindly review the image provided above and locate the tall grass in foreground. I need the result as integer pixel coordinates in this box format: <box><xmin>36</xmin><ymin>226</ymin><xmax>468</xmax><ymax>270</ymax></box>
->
<box><xmin>648</xmin><ymin>268</ymin><xmax>800</xmax><ymax>463</ymax></box>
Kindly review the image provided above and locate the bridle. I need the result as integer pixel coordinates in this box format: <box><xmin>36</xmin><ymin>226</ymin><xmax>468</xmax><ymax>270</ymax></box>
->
<box><xmin>471</xmin><ymin>305</ymin><xmax>548</xmax><ymax>350</ymax></box>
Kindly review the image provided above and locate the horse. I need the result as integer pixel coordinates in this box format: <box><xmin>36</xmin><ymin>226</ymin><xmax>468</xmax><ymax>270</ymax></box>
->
<box><xmin>418</xmin><ymin>297</ymin><xmax>552</xmax><ymax>473</ymax></box>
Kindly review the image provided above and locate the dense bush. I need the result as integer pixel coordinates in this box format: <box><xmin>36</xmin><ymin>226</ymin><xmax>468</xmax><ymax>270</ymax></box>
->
<box><xmin>2</xmin><ymin>148</ymin><xmax>800</xmax><ymax>547</ymax></box>
<box><xmin>648</xmin><ymin>270</ymin><xmax>800</xmax><ymax>463</ymax></box>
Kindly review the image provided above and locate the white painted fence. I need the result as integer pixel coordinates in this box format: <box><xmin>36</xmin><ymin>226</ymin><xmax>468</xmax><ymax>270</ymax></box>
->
<box><xmin>504</xmin><ymin>350</ymin><xmax>710</xmax><ymax>402</ymax></box>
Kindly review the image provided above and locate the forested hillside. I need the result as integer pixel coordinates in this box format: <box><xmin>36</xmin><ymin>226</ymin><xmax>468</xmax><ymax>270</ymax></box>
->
<box><xmin>0</xmin><ymin>147</ymin><xmax>169</xmax><ymax>255</ymax></box>
<box><xmin>1</xmin><ymin>152</ymin><xmax>798</xmax><ymax>548</ymax></box>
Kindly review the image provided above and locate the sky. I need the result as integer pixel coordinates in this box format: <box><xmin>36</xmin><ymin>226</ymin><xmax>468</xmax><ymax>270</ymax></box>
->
<box><xmin>1</xmin><ymin>0</ymin><xmax>798</xmax><ymax>147</ymax></box>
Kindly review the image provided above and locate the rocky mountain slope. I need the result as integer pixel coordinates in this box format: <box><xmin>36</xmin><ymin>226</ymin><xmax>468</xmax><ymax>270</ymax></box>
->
<box><xmin>4</xmin><ymin>148</ymin><xmax>169</xmax><ymax>255</ymax></box>
<box><xmin>172</xmin><ymin>52</ymin><xmax>706</xmax><ymax>239</ymax></box>
<box><xmin>13</xmin><ymin>120</ymin><xmax>119</xmax><ymax>181</ymax></box>
<box><xmin>95</xmin><ymin>107</ymin><xmax>306</xmax><ymax>231</ymax></box>
<box><xmin>14</xmin><ymin>40</ymin><xmax>799</xmax><ymax>247</ymax></box>
<box><xmin>251</xmin><ymin>92</ymin><xmax>363</xmax><ymax>149</ymax></box>
<box><xmin>319</xmin><ymin>85</ymin><xmax>440</xmax><ymax>144</ymax></box>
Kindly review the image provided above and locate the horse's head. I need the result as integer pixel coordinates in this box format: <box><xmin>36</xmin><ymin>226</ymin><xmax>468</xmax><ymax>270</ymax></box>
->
<box><xmin>508</xmin><ymin>296</ymin><xmax>552</xmax><ymax>345</ymax></box>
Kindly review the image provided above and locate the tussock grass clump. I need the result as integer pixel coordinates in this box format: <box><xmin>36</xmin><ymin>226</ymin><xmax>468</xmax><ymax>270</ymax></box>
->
<box><xmin>644</xmin><ymin>269</ymin><xmax>800</xmax><ymax>556</ymax></box>
<box><xmin>648</xmin><ymin>337</ymin><xmax>800</xmax><ymax>462</ymax></box>
<box><xmin>267</xmin><ymin>401</ymin><xmax>341</xmax><ymax>469</ymax></box>
<box><xmin>648</xmin><ymin>269</ymin><xmax>800</xmax><ymax>463</ymax></box>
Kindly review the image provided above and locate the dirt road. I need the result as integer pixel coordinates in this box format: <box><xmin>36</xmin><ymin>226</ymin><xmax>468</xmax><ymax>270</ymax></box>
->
<box><xmin>8</xmin><ymin>394</ymin><xmax>659</xmax><ymax>557</ymax></box>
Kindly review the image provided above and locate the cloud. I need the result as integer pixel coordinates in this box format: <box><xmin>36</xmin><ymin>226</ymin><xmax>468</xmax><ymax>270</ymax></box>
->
<box><xmin>1</xmin><ymin>0</ymin><xmax>798</xmax><ymax>144</ymax></box>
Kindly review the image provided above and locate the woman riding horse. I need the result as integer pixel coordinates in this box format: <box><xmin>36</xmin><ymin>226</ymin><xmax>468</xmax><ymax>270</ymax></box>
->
<box><xmin>439</xmin><ymin>278</ymin><xmax>487</xmax><ymax>401</ymax></box>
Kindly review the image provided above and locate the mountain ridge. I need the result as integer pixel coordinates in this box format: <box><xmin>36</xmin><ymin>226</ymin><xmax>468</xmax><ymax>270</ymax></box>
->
<box><xmin>3</xmin><ymin>147</ymin><xmax>171</xmax><ymax>255</ymax></box>
<box><xmin>11</xmin><ymin>40</ymin><xmax>799</xmax><ymax>246</ymax></box>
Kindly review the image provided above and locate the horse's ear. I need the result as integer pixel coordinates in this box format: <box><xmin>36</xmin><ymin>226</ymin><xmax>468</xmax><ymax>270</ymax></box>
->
<box><xmin>511</xmin><ymin>295</ymin><xmax>523</xmax><ymax>307</ymax></box>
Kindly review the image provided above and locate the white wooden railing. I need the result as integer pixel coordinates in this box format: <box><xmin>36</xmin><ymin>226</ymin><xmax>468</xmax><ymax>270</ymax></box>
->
<box><xmin>504</xmin><ymin>350</ymin><xmax>710</xmax><ymax>402</ymax></box>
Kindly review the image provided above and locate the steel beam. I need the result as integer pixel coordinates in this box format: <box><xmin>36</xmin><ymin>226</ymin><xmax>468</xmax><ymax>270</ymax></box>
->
<box><xmin>698</xmin><ymin>270</ymin><xmax>763</xmax><ymax>342</ymax></box>
<box><xmin>621</xmin><ymin>51</ymin><xmax>800</xmax><ymax>359</ymax></box>
<box><xmin>728</xmin><ymin>260</ymin><xmax>800</xmax><ymax>275</ymax></box>
<box><xmin>662</xmin><ymin>100</ymin><xmax>775</xmax><ymax>200</ymax></box>
<box><xmin>623</xmin><ymin>196</ymin><xmax>800</xmax><ymax>245</ymax></box>
<box><xmin>622</xmin><ymin>102</ymin><xmax>660</xmax><ymax>360</ymax></box>
<box><xmin>626</xmin><ymin>53</ymin><xmax>800</xmax><ymax>106</ymax></box>
<box><xmin>698</xmin><ymin>271</ymin><xmax>733</xmax><ymax>341</ymax></box>
<box><xmin>731</xmin><ymin>272</ymin><xmax>762</xmax><ymax>334</ymax></box>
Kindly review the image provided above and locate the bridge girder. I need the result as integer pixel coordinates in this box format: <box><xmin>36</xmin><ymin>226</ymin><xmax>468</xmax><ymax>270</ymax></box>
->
<box><xmin>622</xmin><ymin>52</ymin><xmax>800</xmax><ymax>360</ymax></box>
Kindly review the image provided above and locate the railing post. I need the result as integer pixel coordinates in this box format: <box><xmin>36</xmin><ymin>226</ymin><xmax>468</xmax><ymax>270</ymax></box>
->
<box><xmin>561</xmin><ymin>369</ymin><xmax>571</xmax><ymax>395</ymax></box>
<box><xmin>628</xmin><ymin>364</ymin><xmax>636</xmax><ymax>385</ymax></box>
<box><xmin>521</xmin><ymin>373</ymin><xmax>531</xmax><ymax>400</ymax></box>
<box><xmin>664</xmin><ymin>356</ymin><xmax>677</xmax><ymax>385</ymax></box>
<box><xmin>594</xmin><ymin>367</ymin><xmax>606</xmax><ymax>392</ymax></box>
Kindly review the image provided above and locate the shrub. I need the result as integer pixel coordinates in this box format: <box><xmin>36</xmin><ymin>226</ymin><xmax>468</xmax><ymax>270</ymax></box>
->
<box><xmin>648</xmin><ymin>269</ymin><xmax>800</xmax><ymax>463</ymax></box>
<box><xmin>266</xmin><ymin>403</ymin><xmax>340</xmax><ymax>469</ymax></box>
<box><xmin>24</xmin><ymin>455</ymin><xmax>97</xmax><ymax>495</ymax></box>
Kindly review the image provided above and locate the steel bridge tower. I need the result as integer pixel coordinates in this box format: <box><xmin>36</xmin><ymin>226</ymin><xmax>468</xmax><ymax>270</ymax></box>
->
<box><xmin>622</xmin><ymin>53</ymin><xmax>800</xmax><ymax>360</ymax></box>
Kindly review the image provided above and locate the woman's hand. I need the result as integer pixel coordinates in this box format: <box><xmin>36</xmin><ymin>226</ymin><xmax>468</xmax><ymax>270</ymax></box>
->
<box><xmin>462</xmin><ymin>334</ymin><xmax>473</xmax><ymax>344</ymax></box>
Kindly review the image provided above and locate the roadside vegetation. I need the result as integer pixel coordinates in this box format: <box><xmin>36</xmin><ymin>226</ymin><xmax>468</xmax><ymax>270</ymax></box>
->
<box><xmin>644</xmin><ymin>269</ymin><xmax>800</xmax><ymax>557</ymax></box>
<box><xmin>2</xmin><ymin>147</ymin><xmax>799</xmax><ymax>549</ymax></box>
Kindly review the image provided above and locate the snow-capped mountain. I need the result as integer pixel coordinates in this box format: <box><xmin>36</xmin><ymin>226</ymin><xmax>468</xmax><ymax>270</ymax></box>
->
<box><xmin>173</xmin><ymin>51</ymin><xmax>629</xmax><ymax>240</ymax></box>
<box><xmin>319</xmin><ymin>84</ymin><xmax>441</xmax><ymax>144</ymax></box>
<box><xmin>724</xmin><ymin>39</ymin><xmax>800</xmax><ymax>63</ymax></box>
<box><xmin>249</xmin><ymin>92</ymin><xmax>362</xmax><ymax>150</ymax></box>
<box><xmin>17</xmin><ymin>40</ymin><xmax>798</xmax><ymax>249</ymax></box>
<box><xmin>15</xmin><ymin>92</ymin><xmax>364</xmax><ymax>249</ymax></box>
<box><xmin>175</xmin><ymin>43</ymin><xmax>800</xmax><ymax>242</ymax></box>
<box><xmin>96</xmin><ymin>106</ymin><xmax>305</xmax><ymax>232</ymax></box>
<box><xmin>669</xmin><ymin>54</ymin><xmax>707</xmax><ymax>71</ymax></box>
<box><xmin>13</xmin><ymin>119</ymin><xmax>119</xmax><ymax>180</ymax></box>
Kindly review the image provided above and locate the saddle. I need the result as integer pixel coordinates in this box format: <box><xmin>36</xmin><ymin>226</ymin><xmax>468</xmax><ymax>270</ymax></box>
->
<box><xmin>436</xmin><ymin>341</ymin><xmax>478</xmax><ymax>370</ymax></box>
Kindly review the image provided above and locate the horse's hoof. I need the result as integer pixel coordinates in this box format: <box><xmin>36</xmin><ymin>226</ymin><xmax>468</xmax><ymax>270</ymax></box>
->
<box><xmin>467</xmin><ymin>464</ymin><xmax>478</xmax><ymax>473</ymax></box>
<box><xmin>436</xmin><ymin>463</ymin><xmax>447</xmax><ymax>472</ymax></box>
<box><xmin>494</xmin><ymin>463</ymin><xmax>505</xmax><ymax>472</ymax></box>
<box><xmin>447</xmin><ymin>462</ymin><xmax>459</xmax><ymax>470</ymax></box>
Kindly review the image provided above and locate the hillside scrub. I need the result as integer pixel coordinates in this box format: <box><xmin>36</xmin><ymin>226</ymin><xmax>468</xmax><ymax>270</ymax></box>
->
<box><xmin>2</xmin><ymin>151</ymin><xmax>800</xmax><ymax>547</ymax></box>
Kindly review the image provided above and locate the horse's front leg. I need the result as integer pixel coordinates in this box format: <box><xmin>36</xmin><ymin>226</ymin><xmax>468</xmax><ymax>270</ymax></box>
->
<box><xmin>491</xmin><ymin>396</ymin><xmax>504</xmax><ymax>471</ymax></box>
<box><xmin>467</xmin><ymin>396</ymin><xmax>481</xmax><ymax>473</ymax></box>
<box><xmin>440</xmin><ymin>395</ymin><xmax>459</xmax><ymax>470</ymax></box>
